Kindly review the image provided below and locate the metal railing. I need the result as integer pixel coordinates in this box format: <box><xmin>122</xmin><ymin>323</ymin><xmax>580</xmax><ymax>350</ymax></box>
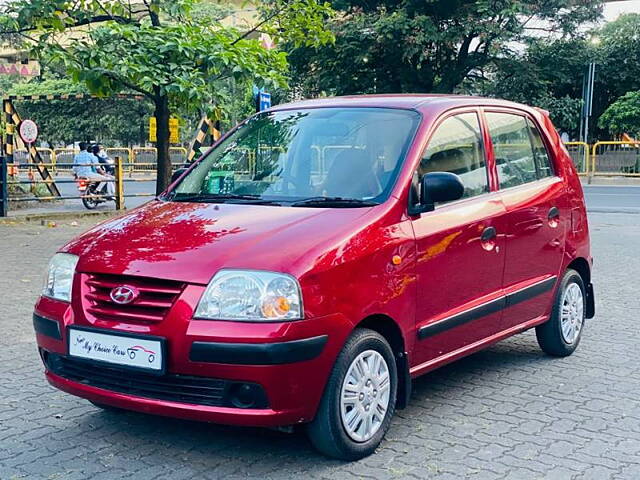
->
<box><xmin>106</xmin><ymin>148</ymin><xmax>133</xmax><ymax>174</ymax></box>
<box><xmin>8</xmin><ymin>147</ymin><xmax>190</xmax><ymax>176</ymax></box>
<box><xmin>0</xmin><ymin>157</ymin><xmax>156</xmax><ymax>216</ymax></box>
<box><xmin>52</xmin><ymin>149</ymin><xmax>77</xmax><ymax>173</ymax></box>
<box><xmin>591</xmin><ymin>141</ymin><xmax>640</xmax><ymax>177</ymax></box>
<box><xmin>563</xmin><ymin>141</ymin><xmax>640</xmax><ymax>177</ymax></box>
<box><xmin>129</xmin><ymin>147</ymin><xmax>188</xmax><ymax>172</ymax></box>
<box><xmin>564</xmin><ymin>142</ymin><xmax>590</xmax><ymax>176</ymax></box>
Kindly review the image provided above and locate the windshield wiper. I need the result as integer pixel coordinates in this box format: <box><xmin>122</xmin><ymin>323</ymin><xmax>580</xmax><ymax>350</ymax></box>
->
<box><xmin>171</xmin><ymin>193</ymin><xmax>281</xmax><ymax>205</ymax></box>
<box><xmin>290</xmin><ymin>196</ymin><xmax>379</xmax><ymax>208</ymax></box>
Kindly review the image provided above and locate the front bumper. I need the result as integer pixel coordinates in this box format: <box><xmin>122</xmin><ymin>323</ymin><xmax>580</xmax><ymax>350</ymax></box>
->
<box><xmin>34</xmin><ymin>298</ymin><xmax>352</xmax><ymax>427</ymax></box>
<box><xmin>45</xmin><ymin>369</ymin><xmax>308</xmax><ymax>427</ymax></box>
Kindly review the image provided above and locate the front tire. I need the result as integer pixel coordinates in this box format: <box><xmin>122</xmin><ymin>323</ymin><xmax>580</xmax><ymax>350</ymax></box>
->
<box><xmin>307</xmin><ymin>328</ymin><xmax>397</xmax><ymax>460</ymax></box>
<box><xmin>536</xmin><ymin>269</ymin><xmax>586</xmax><ymax>357</ymax></box>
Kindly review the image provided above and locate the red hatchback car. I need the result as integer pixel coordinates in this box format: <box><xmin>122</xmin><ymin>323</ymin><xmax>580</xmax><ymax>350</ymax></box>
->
<box><xmin>34</xmin><ymin>95</ymin><xmax>594</xmax><ymax>459</ymax></box>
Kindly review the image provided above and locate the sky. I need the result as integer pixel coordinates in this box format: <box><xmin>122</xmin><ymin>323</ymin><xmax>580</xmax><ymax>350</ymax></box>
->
<box><xmin>604</xmin><ymin>0</ymin><xmax>640</xmax><ymax>21</ymax></box>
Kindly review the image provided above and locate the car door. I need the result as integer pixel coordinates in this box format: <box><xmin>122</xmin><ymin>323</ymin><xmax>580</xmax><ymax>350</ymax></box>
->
<box><xmin>410</xmin><ymin>110</ymin><xmax>508</xmax><ymax>369</ymax></box>
<box><xmin>484</xmin><ymin>110</ymin><xmax>566</xmax><ymax>330</ymax></box>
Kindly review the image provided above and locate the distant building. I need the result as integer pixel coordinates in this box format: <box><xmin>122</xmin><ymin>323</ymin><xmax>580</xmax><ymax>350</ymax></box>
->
<box><xmin>0</xmin><ymin>47</ymin><xmax>40</xmax><ymax>78</ymax></box>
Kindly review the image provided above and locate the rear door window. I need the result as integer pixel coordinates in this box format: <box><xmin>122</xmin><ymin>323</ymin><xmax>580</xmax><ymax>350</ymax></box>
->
<box><xmin>486</xmin><ymin>112</ymin><xmax>538</xmax><ymax>188</ymax></box>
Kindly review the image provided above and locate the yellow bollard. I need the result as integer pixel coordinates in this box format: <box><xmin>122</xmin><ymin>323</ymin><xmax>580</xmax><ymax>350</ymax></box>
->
<box><xmin>115</xmin><ymin>156</ymin><xmax>125</xmax><ymax>210</ymax></box>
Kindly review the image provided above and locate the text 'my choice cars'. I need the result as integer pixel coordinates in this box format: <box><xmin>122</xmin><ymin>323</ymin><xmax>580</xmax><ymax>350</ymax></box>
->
<box><xmin>34</xmin><ymin>95</ymin><xmax>594</xmax><ymax>460</ymax></box>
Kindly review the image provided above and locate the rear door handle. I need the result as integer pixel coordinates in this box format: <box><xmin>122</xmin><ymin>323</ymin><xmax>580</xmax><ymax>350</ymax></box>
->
<box><xmin>481</xmin><ymin>226</ymin><xmax>497</xmax><ymax>242</ymax></box>
<box><xmin>548</xmin><ymin>207</ymin><xmax>560</xmax><ymax>228</ymax></box>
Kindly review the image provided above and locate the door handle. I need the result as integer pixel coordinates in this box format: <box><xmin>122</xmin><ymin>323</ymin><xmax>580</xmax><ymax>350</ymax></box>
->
<box><xmin>481</xmin><ymin>226</ymin><xmax>497</xmax><ymax>243</ymax></box>
<box><xmin>548</xmin><ymin>207</ymin><xmax>560</xmax><ymax>228</ymax></box>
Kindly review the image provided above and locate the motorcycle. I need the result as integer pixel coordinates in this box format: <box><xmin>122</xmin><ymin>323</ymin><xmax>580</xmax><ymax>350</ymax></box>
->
<box><xmin>76</xmin><ymin>177</ymin><xmax>114</xmax><ymax>210</ymax></box>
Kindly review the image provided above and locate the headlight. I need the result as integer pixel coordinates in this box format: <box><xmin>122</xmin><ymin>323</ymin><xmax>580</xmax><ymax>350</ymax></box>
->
<box><xmin>42</xmin><ymin>253</ymin><xmax>79</xmax><ymax>302</ymax></box>
<box><xmin>195</xmin><ymin>270</ymin><xmax>303</xmax><ymax>321</ymax></box>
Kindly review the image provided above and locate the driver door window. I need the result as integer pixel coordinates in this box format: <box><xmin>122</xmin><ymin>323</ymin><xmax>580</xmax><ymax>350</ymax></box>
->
<box><xmin>418</xmin><ymin>112</ymin><xmax>489</xmax><ymax>203</ymax></box>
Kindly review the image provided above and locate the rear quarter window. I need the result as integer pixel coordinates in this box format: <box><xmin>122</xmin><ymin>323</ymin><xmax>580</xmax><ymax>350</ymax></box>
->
<box><xmin>527</xmin><ymin>118</ymin><xmax>554</xmax><ymax>178</ymax></box>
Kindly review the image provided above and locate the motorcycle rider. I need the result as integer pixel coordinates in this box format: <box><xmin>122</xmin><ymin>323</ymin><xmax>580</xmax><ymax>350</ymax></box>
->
<box><xmin>91</xmin><ymin>143</ymin><xmax>115</xmax><ymax>175</ymax></box>
<box><xmin>73</xmin><ymin>142</ymin><xmax>115</xmax><ymax>199</ymax></box>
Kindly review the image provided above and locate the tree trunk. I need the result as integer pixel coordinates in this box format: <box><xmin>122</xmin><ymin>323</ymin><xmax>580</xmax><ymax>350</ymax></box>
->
<box><xmin>139</xmin><ymin>116</ymin><xmax>145</xmax><ymax>146</ymax></box>
<box><xmin>154</xmin><ymin>94</ymin><xmax>171</xmax><ymax>195</ymax></box>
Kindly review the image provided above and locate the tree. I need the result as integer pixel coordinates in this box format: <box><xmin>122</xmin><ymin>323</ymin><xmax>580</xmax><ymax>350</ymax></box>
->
<box><xmin>0</xmin><ymin>0</ymin><xmax>333</xmax><ymax>193</ymax></box>
<box><xmin>6</xmin><ymin>77</ymin><xmax>153</xmax><ymax>146</ymax></box>
<box><xmin>590</xmin><ymin>14</ymin><xmax>640</xmax><ymax>138</ymax></box>
<box><xmin>599</xmin><ymin>90</ymin><xmax>640</xmax><ymax>138</ymax></box>
<box><xmin>483</xmin><ymin>38</ymin><xmax>594</xmax><ymax>136</ymax></box>
<box><xmin>596</xmin><ymin>14</ymin><xmax>640</xmax><ymax>101</ymax></box>
<box><xmin>287</xmin><ymin>0</ymin><xmax>601</xmax><ymax>97</ymax></box>
<box><xmin>487</xmin><ymin>13</ymin><xmax>640</xmax><ymax>139</ymax></box>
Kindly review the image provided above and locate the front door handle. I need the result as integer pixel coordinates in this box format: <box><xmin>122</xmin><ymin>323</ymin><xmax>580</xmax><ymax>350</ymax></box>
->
<box><xmin>481</xmin><ymin>226</ymin><xmax>497</xmax><ymax>242</ymax></box>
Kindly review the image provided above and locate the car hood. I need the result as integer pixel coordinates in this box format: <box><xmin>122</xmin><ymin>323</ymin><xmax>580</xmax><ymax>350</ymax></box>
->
<box><xmin>63</xmin><ymin>200</ymin><xmax>374</xmax><ymax>284</ymax></box>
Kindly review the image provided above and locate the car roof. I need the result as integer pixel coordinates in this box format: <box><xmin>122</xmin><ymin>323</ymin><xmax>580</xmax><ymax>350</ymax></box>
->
<box><xmin>271</xmin><ymin>94</ymin><xmax>535</xmax><ymax>114</ymax></box>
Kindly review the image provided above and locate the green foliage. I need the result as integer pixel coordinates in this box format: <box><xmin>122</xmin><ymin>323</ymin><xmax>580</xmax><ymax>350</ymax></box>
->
<box><xmin>0</xmin><ymin>0</ymin><xmax>332</xmax><ymax>112</ymax></box>
<box><xmin>287</xmin><ymin>0</ymin><xmax>602</xmax><ymax>96</ymax></box>
<box><xmin>0</xmin><ymin>74</ymin><xmax>26</xmax><ymax>95</ymax></box>
<box><xmin>483</xmin><ymin>38</ymin><xmax>595</xmax><ymax>135</ymax></box>
<box><xmin>486</xmin><ymin>13</ymin><xmax>640</xmax><ymax>139</ymax></box>
<box><xmin>599</xmin><ymin>90</ymin><xmax>640</xmax><ymax>138</ymax></box>
<box><xmin>537</xmin><ymin>96</ymin><xmax>583</xmax><ymax>136</ymax></box>
<box><xmin>3</xmin><ymin>77</ymin><xmax>152</xmax><ymax>146</ymax></box>
<box><xmin>8</xmin><ymin>77</ymin><xmax>86</xmax><ymax>96</ymax></box>
<box><xmin>0</xmin><ymin>0</ymin><xmax>333</xmax><ymax>190</ymax></box>
<box><xmin>596</xmin><ymin>14</ymin><xmax>640</xmax><ymax>100</ymax></box>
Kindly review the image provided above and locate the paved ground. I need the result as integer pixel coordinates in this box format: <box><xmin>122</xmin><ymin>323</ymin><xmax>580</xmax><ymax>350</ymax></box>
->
<box><xmin>1</xmin><ymin>212</ymin><xmax>639</xmax><ymax>479</ymax></box>
<box><xmin>8</xmin><ymin>180</ymin><xmax>640</xmax><ymax>217</ymax></box>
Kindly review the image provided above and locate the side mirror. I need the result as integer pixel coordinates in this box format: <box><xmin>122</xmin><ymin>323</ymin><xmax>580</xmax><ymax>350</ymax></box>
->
<box><xmin>410</xmin><ymin>172</ymin><xmax>464</xmax><ymax>215</ymax></box>
<box><xmin>171</xmin><ymin>167</ymin><xmax>188</xmax><ymax>184</ymax></box>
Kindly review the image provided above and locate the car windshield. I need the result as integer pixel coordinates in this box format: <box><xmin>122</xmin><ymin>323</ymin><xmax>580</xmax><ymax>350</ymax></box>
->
<box><xmin>169</xmin><ymin>107</ymin><xmax>421</xmax><ymax>206</ymax></box>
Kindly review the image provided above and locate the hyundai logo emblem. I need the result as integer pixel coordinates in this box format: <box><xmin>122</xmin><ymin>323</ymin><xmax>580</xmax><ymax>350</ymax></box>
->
<box><xmin>110</xmin><ymin>285</ymin><xmax>139</xmax><ymax>305</ymax></box>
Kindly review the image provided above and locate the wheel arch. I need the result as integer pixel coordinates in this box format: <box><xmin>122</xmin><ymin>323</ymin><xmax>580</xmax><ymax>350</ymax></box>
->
<box><xmin>356</xmin><ymin>314</ymin><xmax>411</xmax><ymax>409</ymax></box>
<box><xmin>566</xmin><ymin>257</ymin><xmax>595</xmax><ymax>318</ymax></box>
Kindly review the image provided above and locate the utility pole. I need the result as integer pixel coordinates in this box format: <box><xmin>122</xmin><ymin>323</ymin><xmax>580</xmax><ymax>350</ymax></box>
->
<box><xmin>580</xmin><ymin>62</ymin><xmax>596</xmax><ymax>143</ymax></box>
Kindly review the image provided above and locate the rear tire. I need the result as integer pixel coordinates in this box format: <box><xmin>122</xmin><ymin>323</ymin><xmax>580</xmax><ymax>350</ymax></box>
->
<box><xmin>536</xmin><ymin>269</ymin><xmax>586</xmax><ymax>357</ymax></box>
<box><xmin>307</xmin><ymin>328</ymin><xmax>397</xmax><ymax>460</ymax></box>
<box><xmin>82</xmin><ymin>187</ymin><xmax>99</xmax><ymax>210</ymax></box>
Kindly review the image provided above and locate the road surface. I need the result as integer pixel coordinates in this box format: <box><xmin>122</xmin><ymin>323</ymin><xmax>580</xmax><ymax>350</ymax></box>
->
<box><xmin>582</xmin><ymin>185</ymin><xmax>640</xmax><ymax>213</ymax></box>
<box><xmin>1</xmin><ymin>212</ymin><xmax>638</xmax><ymax>479</ymax></box>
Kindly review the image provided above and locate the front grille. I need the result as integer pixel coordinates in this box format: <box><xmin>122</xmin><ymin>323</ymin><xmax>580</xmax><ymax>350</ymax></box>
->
<box><xmin>84</xmin><ymin>273</ymin><xmax>184</xmax><ymax>323</ymax></box>
<box><xmin>45</xmin><ymin>353</ymin><xmax>267</xmax><ymax>408</ymax></box>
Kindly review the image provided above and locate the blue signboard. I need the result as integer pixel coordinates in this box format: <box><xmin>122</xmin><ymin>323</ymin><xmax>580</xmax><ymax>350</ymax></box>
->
<box><xmin>258</xmin><ymin>91</ymin><xmax>272</xmax><ymax>111</ymax></box>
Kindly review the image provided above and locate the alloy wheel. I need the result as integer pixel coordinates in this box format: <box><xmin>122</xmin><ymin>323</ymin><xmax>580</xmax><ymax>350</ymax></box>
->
<box><xmin>340</xmin><ymin>350</ymin><xmax>391</xmax><ymax>442</ymax></box>
<box><xmin>560</xmin><ymin>283</ymin><xmax>584</xmax><ymax>344</ymax></box>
